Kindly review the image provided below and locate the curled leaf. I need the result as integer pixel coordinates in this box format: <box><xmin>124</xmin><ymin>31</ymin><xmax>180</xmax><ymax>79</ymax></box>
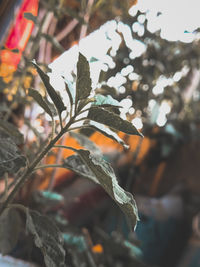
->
<box><xmin>63</xmin><ymin>154</ymin><xmax>97</xmax><ymax>183</ymax></box>
<box><xmin>32</xmin><ymin>61</ymin><xmax>66</xmax><ymax>116</ymax></box>
<box><xmin>64</xmin><ymin>149</ymin><xmax>139</xmax><ymax>230</ymax></box>
<box><xmin>86</xmin><ymin>121</ymin><xmax>129</xmax><ymax>149</ymax></box>
<box><xmin>69</xmin><ymin>131</ymin><xmax>102</xmax><ymax>156</ymax></box>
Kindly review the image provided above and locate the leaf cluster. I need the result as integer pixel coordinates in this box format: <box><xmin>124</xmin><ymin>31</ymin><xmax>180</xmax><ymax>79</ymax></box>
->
<box><xmin>0</xmin><ymin>52</ymin><xmax>142</xmax><ymax>266</ymax></box>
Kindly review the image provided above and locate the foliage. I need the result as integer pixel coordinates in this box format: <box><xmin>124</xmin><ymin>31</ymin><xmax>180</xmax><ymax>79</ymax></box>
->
<box><xmin>0</xmin><ymin>52</ymin><xmax>141</xmax><ymax>266</ymax></box>
<box><xmin>1</xmin><ymin>0</ymin><xmax>200</xmax><ymax>266</ymax></box>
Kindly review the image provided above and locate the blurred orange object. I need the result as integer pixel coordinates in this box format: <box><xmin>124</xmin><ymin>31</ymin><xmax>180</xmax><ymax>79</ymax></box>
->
<box><xmin>40</xmin><ymin>132</ymin><xmax>151</xmax><ymax>190</ymax></box>
<box><xmin>92</xmin><ymin>244</ymin><xmax>104</xmax><ymax>254</ymax></box>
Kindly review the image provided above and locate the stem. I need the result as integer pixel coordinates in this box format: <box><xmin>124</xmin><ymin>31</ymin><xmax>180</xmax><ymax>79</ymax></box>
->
<box><xmin>47</xmin><ymin>136</ymin><xmax>65</xmax><ymax>191</ymax></box>
<box><xmin>56</xmin><ymin>18</ymin><xmax>79</xmax><ymax>42</ymax></box>
<box><xmin>34</xmin><ymin>164</ymin><xmax>64</xmax><ymax>171</ymax></box>
<box><xmin>0</xmin><ymin>117</ymin><xmax>75</xmax><ymax>214</ymax></box>
<box><xmin>53</xmin><ymin>145</ymin><xmax>75</xmax><ymax>151</ymax></box>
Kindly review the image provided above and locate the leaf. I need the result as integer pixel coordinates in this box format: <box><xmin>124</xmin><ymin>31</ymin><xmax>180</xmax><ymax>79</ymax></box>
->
<box><xmin>77</xmin><ymin>97</ymin><xmax>95</xmax><ymax>112</ymax></box>
<box><xmin>0</xmin><ymin>208</ymin><xmax>21</xmax><ymax>255</ymax></box>
<box><xmin>0</xmin><ymin>120</ymin><xmax>24</xmax><ymax>145</ymax></box>
<box><xmin>76</xmin><ymin>53</ymin><xmax>92</xmax><ymax>103</ymax></box>
<box><xmin>29</xmin><ymin>89</ymin><xmax>52</xmax><ymax>117</ymax></box>
<box><xmin>0</xmin><ymin>131</ymin><xmax>26</xmax><ymax>177</ymax></box>
<box><xmin>41</xmin><ymin>34</ymin><xmax>65</xmax><ymax>53</ymax></box>
<box><xmin>32</xmin><ymin>61</ymin><xmax>66</xmax><ymax>116</ymax></box>
<box><xmin>26</xmin><ymin>209</ymin><xmax>65</xmax><ymax>267</ymax></box>
<box><xmin>65</xmin><ymin>149</ymin><xmax>139</xmax><ymax>229</ymax></box>
<box><xmin>63</xmin><ymin>154</ymin><xmax>97</xmax><ymax>183</ymax></box>
<box><xmin>93</xmin><ymin>94</ymin><xmax>121</xmax><ymax>107</ymax></box>
<box><xmin>86</xmin><ymin>121</ymin><xmax>129</xmax><ymax>149</ymax></box>
<box><xmin>69</xmin><ymin>131</ymin><xmax>102</xmax><ymax>156</ymax></box>
<box><xmin>23</xmin><ymin>12</ymin><xmax>38</xmax><ymax>24</ymax></box>
<box><xmin>62</xmin><ymin>78</ymin><xmax>75</xmax><ymax>107</ymax></box>
<box><xmin>88</xmin><ymin>107</ymin><xmax>143</xmax><ymax>136</ymax></box>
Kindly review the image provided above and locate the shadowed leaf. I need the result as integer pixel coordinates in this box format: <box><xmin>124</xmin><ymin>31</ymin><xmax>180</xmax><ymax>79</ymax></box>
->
<box><xmin>29</xmin><ymin>89</ymin><xmax>52</xmax><ymax>116</ymax></box>
<box><xmin>88</xmin><ymin>107</ymin><xmax>143</xmax><ymax>136</ymax></box>
<box><xmin>32</xmin><ymin>61</ymin><xmax>66</xmax><ymax>116</ymax></box>
<box><xmin>26</xmin><ymin>209</ymin><xmax>65</xmax><ymax>267</ymax></box>
<box><xmin>0</xmin><ymin>120</ymin><xmax>24</xmax><ymax>145</ymax></box>
<box><xmin>0</xmin><ymin>131</ymin><xmax>26</xmax><ymax>177</ymax></box>
<box><xmin>0</xmin><ymin>208</ymin><xmax>21</xmax><ymax>255</ymax></box>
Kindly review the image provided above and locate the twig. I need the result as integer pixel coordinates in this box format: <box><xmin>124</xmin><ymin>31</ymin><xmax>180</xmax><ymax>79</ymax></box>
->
<box><xmin>45</xmin><ymin>16</ymin><xmax>58</xmax><ymax>64</ymax></box>
<box><xmin>79</xmin><ymin>0</ymin><xmax>94</xmax><ymax>40</ymax></box>
<box><xmin>47</xmin><ymin>135</ymin><xmax>66</xmax><ymax>191</ymax></box>
<box><xmin>56</xmin><ymin>18</ymin><xmax>79</xmax><ymax>42</ymax></box>
<box><xmin>38</xmin><ymin>12</ymin><xmax>54</xmax><ymax>63</ymax></box>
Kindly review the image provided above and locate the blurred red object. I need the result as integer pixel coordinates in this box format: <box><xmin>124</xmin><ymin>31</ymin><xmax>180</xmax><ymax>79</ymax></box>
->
<box><xmin>0</xmin><ymin>0</ymin><xmax>38</xmax><ymax>69</ymax></box>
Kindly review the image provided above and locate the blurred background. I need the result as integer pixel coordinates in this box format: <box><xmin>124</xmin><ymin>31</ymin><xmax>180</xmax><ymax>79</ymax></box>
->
<box><xmin>0</xmin><ymin>0</ymin><xmax>200</xmax><ymax>266</ymax></box>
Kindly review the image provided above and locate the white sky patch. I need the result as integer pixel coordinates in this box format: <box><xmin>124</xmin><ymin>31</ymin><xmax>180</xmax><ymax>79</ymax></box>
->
<box><xmin>132</xmin><ymin>0</ymin><xmax>200</xmax><ymax>42</ymax></box>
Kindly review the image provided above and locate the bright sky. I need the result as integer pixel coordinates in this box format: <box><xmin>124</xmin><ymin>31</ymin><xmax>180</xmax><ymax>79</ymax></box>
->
<box><xmin>132</xmin><ymin>0</ymin><xmax>200</xmax><ymax>42</ymax></box>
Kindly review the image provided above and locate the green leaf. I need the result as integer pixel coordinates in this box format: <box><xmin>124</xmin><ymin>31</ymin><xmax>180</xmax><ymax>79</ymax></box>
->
<box><xmin>63</xmin><ymin>155</ymin><xmax>98</xmax><ymax>184</ymax></box>
<box><xmin>32</xmin><ymin>61</ymin><xmax>66</xmax><ymax>116</ymax></box>
<box><xmin>88</xmin><ymin>107</ymin><xmax>143</xmax><ymax>136</ymax></box>
<box><xmin>0</xmin><ymin>120</ymin><xmax>24</xmax><ymax>145</ymax></box>
<box><xmin>29</xmin><ymin>89</ymin><xmax>52</xmax><ymax>117</ymax></box>
<box><xmin>0</xmin><ymin>208</ymin><xmax>21</xmax><ymax>255</ymax></box>
<box><xmin>26</xmin><ymin>209</ymin><xmax>65</xmax><ymax>267</ymax></box>
<box><xmin>93</xmin><ymin>94</ymin><xmax>121</xmax><ymax>107</ymax></box>
<box><xmin>0</xmin><ymin>131</ymin><xmax>26</xmax><ymax>177</ymax></box>
<box><xmin>23</xmin><ymin>12</ymin><xmax>38</xmax><ymax>24</ymax></box>
<box><xmin>41</xmin><ymin>34</ymin><xmax>65</xmax><ymax>53</ymax></box>
<box><xmin>65</xmin><ymin>149</ymin><xmax>139</xmax><ymax>230</ymax></box>
<box><xmin>86</xmin><ymin>121</ymin><xmax>129</xmax><ymax>149</ymax></box>
<box><xmin>76</xmin><ymin>53</ymin><xmax>92</xmax><ymax>103</ymax></box>
<box><xmin>62</xmin><ymin>78</ymin><xmax>75</xmax><ymax>106</ymax></box>
<box><xmin>69</xmin><ymin>131</ymin><xmax>102</xmax><ymax>156</ymax></box>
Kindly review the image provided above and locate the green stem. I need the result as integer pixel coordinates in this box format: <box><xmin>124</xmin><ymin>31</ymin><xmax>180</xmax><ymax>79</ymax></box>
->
<box><xmin>53</xmin><ymin>145</ymin><xmax>75</xmax><ymax>151</ymax></box>
<box><xmin>34</xmin><ymin>164</ymin><xmax>64</xmax><ymax>171</ymax></box>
